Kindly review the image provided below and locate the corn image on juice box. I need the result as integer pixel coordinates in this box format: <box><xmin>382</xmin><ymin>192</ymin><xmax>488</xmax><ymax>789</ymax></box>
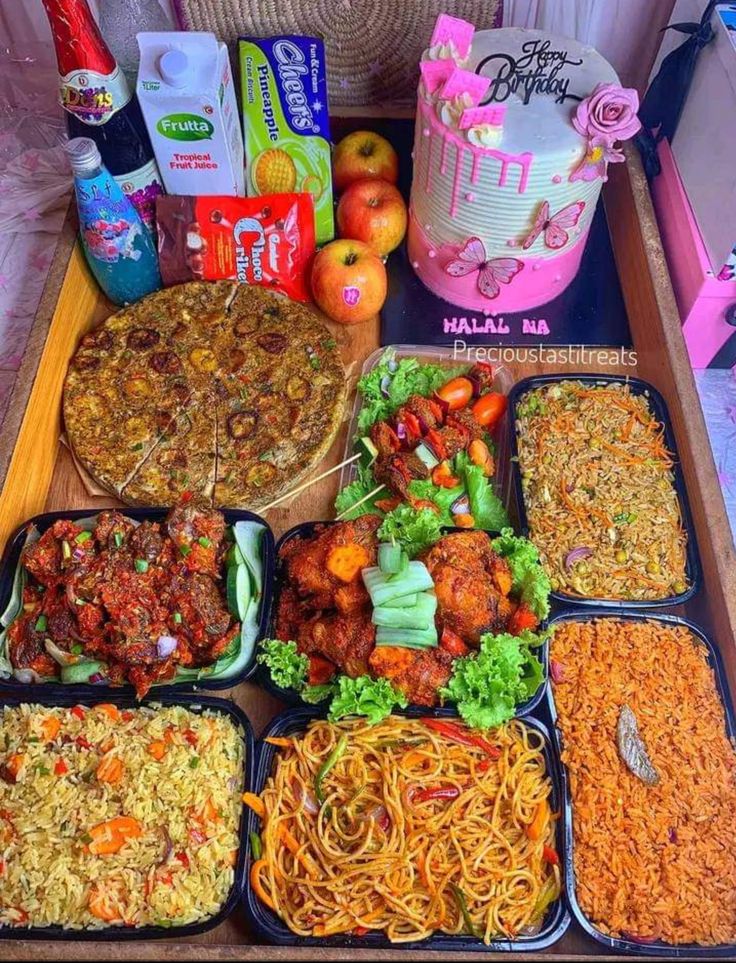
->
<box><xmin>239</xmin><ymin>35</ymin><xmax>334</xmax><ymax>244</ymax></box>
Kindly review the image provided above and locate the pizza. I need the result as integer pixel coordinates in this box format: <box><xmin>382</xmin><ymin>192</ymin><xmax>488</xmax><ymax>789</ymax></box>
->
<box><xmin>63</xmin><ymin>282</ymin><xmax>347</xmax><ymax>509</ymax></box>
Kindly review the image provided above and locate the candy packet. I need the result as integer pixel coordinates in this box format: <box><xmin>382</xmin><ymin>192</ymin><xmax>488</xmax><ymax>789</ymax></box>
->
<box><xmin>155</xmin><ymin>193</ymin><xmax>316</xmax><ymax>301</ymax></box>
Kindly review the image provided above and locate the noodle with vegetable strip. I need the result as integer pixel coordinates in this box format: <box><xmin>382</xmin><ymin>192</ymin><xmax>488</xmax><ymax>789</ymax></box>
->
<box><xmin>251</xmin><ymin>716</ymin><xmax>560</xmax><ymax>944</ymax></box>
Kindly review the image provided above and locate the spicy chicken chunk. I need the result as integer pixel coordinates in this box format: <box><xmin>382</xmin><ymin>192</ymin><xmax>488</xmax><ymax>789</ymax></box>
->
<box><xmin>282</xmin><ymin>515</ymin><xmax>380</xmax><ymax>610</ymax></box>
<box><xmin>297</xmin><ymin>611</ymin><xmax>376</xmax><ymax>679</ymax></box>
<box><xmin>368</xmin><ymin>646</ymin><xmax>453</xmax><ymax>706</ymax></box>
<box><xmin>422</xmin><ymin>531</ymin><xmax>514</xmax><ymax>644</ymax></box>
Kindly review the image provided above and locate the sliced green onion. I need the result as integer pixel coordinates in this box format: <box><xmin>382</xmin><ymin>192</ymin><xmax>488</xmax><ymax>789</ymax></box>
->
<box><xmin>61</xmin><ymin>540</ymin><xmax>71</xmax><ymax>560</ymax></box>
<box><xmin>134</xmin><ymin>558</ymin><xmax>149</xmax><ymax>573</ymax></box>
<box><xmin>173</xmin><ymin>612</ymin><xmax>182</xmax><ymax>625</ymax></box>
<box><xmin>75</xmin><ymin>531</ymin><xmax>92</xmax><ymax>544</ymax></box>
<box><xmin>198</xmin><ymin>536</ymin><xmax>212</xmax><ymax>548</ymax></box>
<box><xmin>315</xmin><ymin>734</ymin><xmax>348</xmax><ymax>804</ymax></box>
<box><xmin>113</xmin><ymin>532</ymin><xmax>124</xmax><ymax>548</ymax></box>
<box><xmin>34</xmin><ymin>614</ymin><xmax>48</xmax><ymax>632</ymax></box>
<box><xmin>179</xmin><ymin>544</ymin><xmax>191</xmax><ymax>557</ymax></box>
<box><xmin>450</xmin><ymin>883</ymin><xmax>478</xmax><ymax>938</ymax></box>
<box><xmin>189</xmin><ymin>756</ymin><xmax>200</xmax><ymax>769</ymax></box>
<box><xmin>71</xmin><ymin>643</ymin><xmax>83</xmax><ymax>655</ymax></box>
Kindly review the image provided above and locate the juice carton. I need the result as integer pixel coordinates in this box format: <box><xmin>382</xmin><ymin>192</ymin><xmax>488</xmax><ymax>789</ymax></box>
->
<box><xmin>137</xmin><ymin>31</ymin><xmax>245</xmax><ymax>196</ymax></box>
<box><xmin>239</xmin><ymin>35</ymin><xmax>334</xmax><ymax>244</ymax></box>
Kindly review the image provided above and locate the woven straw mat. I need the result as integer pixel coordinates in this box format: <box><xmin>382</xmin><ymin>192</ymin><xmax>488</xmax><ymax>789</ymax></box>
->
<box><xmin>173</xmin><ymin>0</ymin><xmax>503</xmax><ymax>107</ymax></box>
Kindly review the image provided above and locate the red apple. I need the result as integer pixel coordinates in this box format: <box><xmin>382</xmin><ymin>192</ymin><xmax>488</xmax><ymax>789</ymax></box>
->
<box><xmin>332</xmin><ymin>130</ymin><xmax>399</xmax><ymax>193</ymax></box>
<box><xmin>311</xmin><ymin>239</ymin><xmax>387</xmax><ymax>325</ymax></box>
<box><xmin>336</xmin><ymin>178</ymin><xmax>408</xmax><ymax>257</ymax></box>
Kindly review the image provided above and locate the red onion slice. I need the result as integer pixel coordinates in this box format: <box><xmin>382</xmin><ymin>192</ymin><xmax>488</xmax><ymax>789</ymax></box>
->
<box><xmin>156</xmin><ymin>635</ymin><xmax>178</xmax><ymax>659</ymax></box>
<box><xmin>549</xmin><ymin>659</ymin><xmax>566</xmax><ymax>684</ymax></box>
<box><xmin>564</xmin><ymin>547</ymin><xmax>593</xmax><ymax>570</ymax></box>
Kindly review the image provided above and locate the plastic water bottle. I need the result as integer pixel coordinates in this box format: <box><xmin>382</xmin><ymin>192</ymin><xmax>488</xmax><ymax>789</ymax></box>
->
<box><xmin>67</xmin><ymin>137</ymin><xmax>161</xmax><ymax>305</ymax></box>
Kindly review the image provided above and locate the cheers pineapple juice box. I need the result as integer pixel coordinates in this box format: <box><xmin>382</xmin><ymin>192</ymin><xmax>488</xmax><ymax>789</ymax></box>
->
<box><xmin>239</xmin><ymin>35</ymin><xmax>334</xmax><ymax>244</ymax></box>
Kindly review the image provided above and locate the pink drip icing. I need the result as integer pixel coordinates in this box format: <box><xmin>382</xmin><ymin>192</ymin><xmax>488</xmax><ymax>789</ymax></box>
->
<box><xmin>450</xmin><ymin>142</ymin><xmax>464</xmax><ymax>218</ymax></box>
<box><xmin>470</xmin><ymin>152</ymin><xmax>481</xmax><ymax>185</ymax></box>
<box><xmin>440</xmin><ymin>132</ymin><xmax>449</xmax><ymax>176</ymax></box>
<box><xmin>418</xmin><ymin>100</ymin><xmax>532</xmax><ymax>195</ymax></box>
<box><xmin>425</xmin><ymin>130</ymin><xmax>433</xmax><ymax>193</ymax></box>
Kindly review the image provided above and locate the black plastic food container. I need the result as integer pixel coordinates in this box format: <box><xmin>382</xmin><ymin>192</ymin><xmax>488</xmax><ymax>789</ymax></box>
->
<box><xmin>0</xmin><ymin>508</ymin><xmax>275</xmax><ymax>696</ymax></box>
<box><xmin>243</xmin><ymin>705</ymin><xmax>570</xmax><ymax>951</ymax></box>
<box><xmin>508</xmin><ymin>374</ymin><xmax>701</xmax><ymax>609</ymax></box>
<box><xmin>0</xmin><ymin>689</ymin><xmax>254</xmax><ymax>941</ymax></box>
<box><xmin>546</xmin><ymin>610</ymin><xmax>736</xmax><ymax>958</ymax></box>
<box><xmin>257</xmin><ymin>521</ymin><xmax>548</xmax><ymax>718</ymax></box>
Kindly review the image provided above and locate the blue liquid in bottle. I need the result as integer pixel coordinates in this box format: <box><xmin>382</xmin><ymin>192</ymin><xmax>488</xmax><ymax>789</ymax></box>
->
<box><xmin>67</xmin><ymin>137</ymin><xmax>161</xmax><ymax>306</ymax></box>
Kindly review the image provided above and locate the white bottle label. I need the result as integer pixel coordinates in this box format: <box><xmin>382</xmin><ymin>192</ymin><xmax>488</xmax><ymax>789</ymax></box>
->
<box><xmin>59</xmin><ymin>66</ymin><xmax>132</xmax><ymax>125</ymax></box>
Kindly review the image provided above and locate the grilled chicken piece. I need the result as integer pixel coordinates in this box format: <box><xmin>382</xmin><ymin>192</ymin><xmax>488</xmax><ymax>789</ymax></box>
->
<box><xmin>368</xmin><ymin>646</ymin><xmax>453</xmax><ymax>706</ymax></box>
<box><xmin>297</xmin><ymin>611</ymin><xmax>376</xmax><ymax>678</ymax></box>
<box><xmin>283</xmin><ymin>516</ymin><xmax>380</xmax><ymax>608</ymax></box>
<box><xmin>422</xmin><ymin>531</ymin><xmax>514</xmax><ymax>644</ymax></box>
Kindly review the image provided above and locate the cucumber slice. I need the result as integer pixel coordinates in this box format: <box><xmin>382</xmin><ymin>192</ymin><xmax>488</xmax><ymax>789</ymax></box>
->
<box><xmin>414</xmin><ymin>442</ymin><xmax>440</xmax><ymax>470</ymax></box>
<box><xmin>357</xmin><ymin>436</ymin><xmax>379</xmax><ymax>469</ymax></box>
<box><xmin>378</xmin><ymin>543</ymin><xmax>403</xmax><ymax>575</ymax></box>
<box><xmin>61</xmin><ymin>659</ymin><xmax>105</xmax><ymax>684</ymax></box>
<box><xmin>233</xmin><ymin>521</ymin><xmax>263</xmax><ymax>600</ymax></box>
<box><xmin>226</xmin><ymin>564</ymin><xmax>251</xmax><ymax>621</ymax></box>
<box><xmin>226</xmin><ymin>542</ymin><xmax>245</xmax><ymax>568</ymax></box>
<box><xmin>381</xmin><ymin>592</ymin><xmax>418</xmax><ymax>608</ymax></box>
<box><xmin>375</xmin><ymin>625</ymin><xmax>438</xmax><ymax>648</ymax></box>
<box><xmin>372</xmin><ymin>592</ymin><xmax>437</xmax><ymax>630</ymax></box>
<box><xmin>362</xmin><ymin>562</ymin><xmax>434</xmax><ymax>607</ymax></box>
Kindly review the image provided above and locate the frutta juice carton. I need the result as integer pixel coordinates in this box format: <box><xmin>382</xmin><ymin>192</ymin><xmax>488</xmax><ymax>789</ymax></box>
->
<box><xmin>137</xmin><ymin>31</ymin><xmax>245</xmax><ymax>195</ymax></box>
<box><xmin>239</xmin><ymin>35</ymin><xmax>334</xmax><ymax>244</ymax></box>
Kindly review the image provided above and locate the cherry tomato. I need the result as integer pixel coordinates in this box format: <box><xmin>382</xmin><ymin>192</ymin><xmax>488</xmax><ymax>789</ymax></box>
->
<box><xmin>472</xmin><ymin>392</ymin><xmax>507</xmax><ymax>428</ymax></box>
<box><xmin>436</xmin><ymin>377</ymin><xmax>474</xmax><ymax>411</ymax></box>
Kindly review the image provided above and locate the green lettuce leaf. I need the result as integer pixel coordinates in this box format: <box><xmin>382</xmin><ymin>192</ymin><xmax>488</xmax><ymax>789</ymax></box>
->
<box><xmin>333</xmin><ymin>465</ymin><xmax>382</xmax><ymax>520</ymax></box>
<box><xmin>377</xmin><ymin>504</ymin><xmax>442</xmax><ymax>558</ymax></box>
<box><xmin>302</xmin><ymin>683</ymin><xmax>337</xmax><ymax>704</ymax></box>
<box><xmin>491</xmin><ymin>528</ymin><xmax>551</xmax><ymax>620</ymax></box>
<box><xmin>454</xmin><ymin>451</ymin><xmax>509</xmax><ymax>531</ymax></box>
<box><xmin>406</xmin><ymin>479</ymin><xmax>464</xmax><ymax>526</ymax></box>
<box><xmin>256</xmin><ymin>639</ymin><xmax>308</xmax><ymax>691</ymax></box>
<box><xmin>440</xmin><ymin>629</ymin><xmax>545</xmax><ymax>730</ymax></box>
<box><xmin>356</xmin><ymin>350</ymin><xmax>464</xmax><ymax>434</ymax></box>
<box><xmin>328</xmin><ymin>675</ymin><xmax>408</xmax><ymax>725</ymax></box>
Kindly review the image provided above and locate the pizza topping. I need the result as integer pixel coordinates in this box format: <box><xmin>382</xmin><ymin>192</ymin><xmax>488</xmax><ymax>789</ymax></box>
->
<box><xmin>286</xmin><ymin>376</ymin><xmax>310</xmax><ymax>402</ymax></box>
<box><xmin>126</xmin><ymin>327</ymin><xmax>160</xmax><ymax>351</ymax></box>
<box><xmin>189</xmin><ymin>348</ymin><xmax>218</xmax><ymax>373</ymax></box>
<box><xmin>81</xmin><ymin>329</ymin><xmax>113</xmax><ymax>351</ymax></box>
<box><xmin>73</xmin><ymin>353</ymin><xmax>100</xmax><ymax>372</ymax></box>
<box><xmin>227</xmin><ymin>411</ymin><xmax>257</xmax><ymax>440</ymax></box>
<box><xmin>257</xmin><ymin>333</ymin><xmax>288</xmax><ymax>355</ymax></box>
<box><xmin>150</xmin><ymin>351</ymin><xmax>182</xmax><ymax>375</ymax></box>
<box><xmin>171</xmin><ymin>382</ymin><xmax>190</xmax><ymax>406</ymax></box>
<box><xmin>123</xmin><ymin>377</ymin><xmax>153</xmax><ymax>402</ymax></box>
<box><xmin>154</xmin><ymin>410</ymin><xmax>175</xmax><ymax>434</ymax></box>
<box><xmin>246</xmin><ymin>462</ymin><xmax>277</xmax><ymax>488</ymax></box>
<box><xmin>233</xmin><ymin>318</ymin><xmax>258</xmax><ymax>338</ymax></box>
<box><xmin>229</xmin><ymin>348</ymin><xmax>246</xmax><ymax>372</ymax></box>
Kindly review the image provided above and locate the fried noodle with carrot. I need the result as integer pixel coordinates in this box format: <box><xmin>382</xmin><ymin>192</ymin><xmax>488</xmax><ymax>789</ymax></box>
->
<box><xmin>251</xmin><ymin>715</ymin><xmax>561</xmax><ymax>944</ymax></box>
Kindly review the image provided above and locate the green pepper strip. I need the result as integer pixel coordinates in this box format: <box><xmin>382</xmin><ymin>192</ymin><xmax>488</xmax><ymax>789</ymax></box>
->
<box><xmin>530</xmin><ymin>876</ymin><xmax>560</xmax><ymax>924</ymax></box>
<box><xmin>249</xmin><ymin>831</ymin><xmax>262</xmax><ymax>860</ymax></box>
<box><xmin>315</xmin><ymin>734</ymin><xmax>348</xmax><ymax>805</ymax></box>
<box><xmin>450</xmin><ymin>883</ymin><xmax>478</xmax><ymax>938</ymax></box>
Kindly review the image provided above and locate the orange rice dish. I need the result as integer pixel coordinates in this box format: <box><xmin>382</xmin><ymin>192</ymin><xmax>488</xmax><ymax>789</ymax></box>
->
<box><xmin>551</xmin><ymin>618</ymin><xmax>736</xmax><ymax>946</ymax></box>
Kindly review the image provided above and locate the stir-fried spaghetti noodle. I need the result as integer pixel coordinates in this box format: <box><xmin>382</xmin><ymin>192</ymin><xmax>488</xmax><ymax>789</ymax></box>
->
<box><xmin>251</xmin><ymin>716</ymin><xmax>561</xmax><ymax>944</ymax></box>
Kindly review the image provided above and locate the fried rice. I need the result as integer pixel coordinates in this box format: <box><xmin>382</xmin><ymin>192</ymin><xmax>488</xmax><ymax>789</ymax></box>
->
<box><xmin>515</xmin><ymin>380</ymin><xmax>689</xmax><ymax>600</ymax></box>
<box><xmin>0</xmin><ymin>703</ymin><xmax>244</xmax><ymax>930</ymax></box>
<box><xmin>551</xmin><ymin>618</ymin><xmax>736</xmax><ymax>946</ymax></box>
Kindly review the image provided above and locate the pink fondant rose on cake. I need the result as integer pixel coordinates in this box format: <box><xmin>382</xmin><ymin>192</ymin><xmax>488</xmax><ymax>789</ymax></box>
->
<box><xmin>572</xmin><ymin>83</ymin><xmax>641</xmax><ymax>147</ymax></box>
<box><xmin>570</xmin><ymin>83</ymin><xmax>641</xmax><ymax>183</ymax></box>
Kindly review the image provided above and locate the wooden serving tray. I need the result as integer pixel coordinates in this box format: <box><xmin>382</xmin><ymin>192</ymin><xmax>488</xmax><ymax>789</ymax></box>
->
<box><xmin>0</xmin><ymin>141</ymin><xmax>735</xmax><ymax>961</ymax></box>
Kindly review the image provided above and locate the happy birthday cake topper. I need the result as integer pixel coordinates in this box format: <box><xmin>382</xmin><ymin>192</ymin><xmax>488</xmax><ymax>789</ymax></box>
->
<box><xmin>476</xmin><ymin>38</ymin><xmax>583</xmax><ymax>105</ymax></box>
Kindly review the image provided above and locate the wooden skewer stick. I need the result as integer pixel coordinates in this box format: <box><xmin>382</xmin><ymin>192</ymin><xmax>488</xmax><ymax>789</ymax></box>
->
<box><xmin>259</xmin><ymin>452</ymin><xmax>362</xmax><ymax>512</ymax></box>
<box><xmin>335</xmin><ymin>484</ymin><xmax>386</xmax><ymax>520</ymax></box>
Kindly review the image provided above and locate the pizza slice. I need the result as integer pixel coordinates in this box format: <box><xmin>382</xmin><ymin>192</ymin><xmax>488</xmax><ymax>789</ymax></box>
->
<box><xmin>121</xmin><ymin>391</ymin><xmax>217</xmax><ymax>506</ymax></box>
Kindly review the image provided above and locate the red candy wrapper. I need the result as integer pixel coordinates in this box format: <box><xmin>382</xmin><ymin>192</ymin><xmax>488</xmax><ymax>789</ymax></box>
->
<box><xmin>155</xmin><ymin>193</ymin><xmax>315</xmax><ymax>302</ymax></box>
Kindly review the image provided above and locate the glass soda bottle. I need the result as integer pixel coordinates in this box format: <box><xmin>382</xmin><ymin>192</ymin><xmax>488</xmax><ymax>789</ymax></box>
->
<box><xmin>67</xmin><ymin>137</ymin><xmax>161</xmax><ymax>305</ymax></box>
<box><xmin>42</xmin><ymin>0</ymin><xmax>164</xmax><ymax>231</ymax></box>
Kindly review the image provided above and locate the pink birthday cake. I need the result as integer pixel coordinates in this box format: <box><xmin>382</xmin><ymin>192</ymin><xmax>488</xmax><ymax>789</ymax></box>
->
<box><xmin>407</xmin><ymin>15</ymin><xmax>641</xmax><ymax>313</ymax></box>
